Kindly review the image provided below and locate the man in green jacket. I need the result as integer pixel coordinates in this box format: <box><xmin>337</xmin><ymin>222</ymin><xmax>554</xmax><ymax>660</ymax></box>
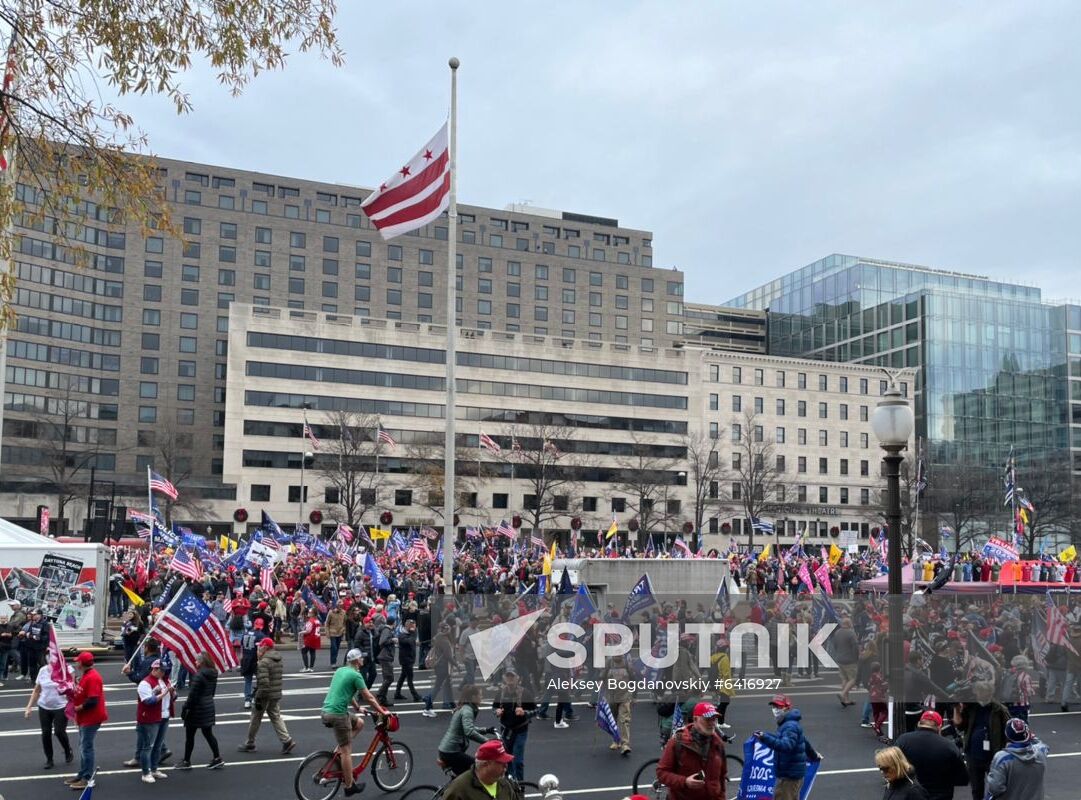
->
<box><xmin>238</xmin><ymin>639</ymin><xmax>296</xmax><ymax>755</ymax></box>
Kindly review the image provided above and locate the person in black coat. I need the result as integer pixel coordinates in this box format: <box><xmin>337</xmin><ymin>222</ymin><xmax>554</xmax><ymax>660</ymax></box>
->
<box><xmin>177</xmin><ymin>653</ymin><xmax>224</xmax><ymax>770</ymax></box>
<box><xmin>896</xmin><ymin>711</ymin><xmax>969</xmax><ymax>800</ymax></box>
<box><xmin>394</xmin><ymin>619</ymin><xmax>422</xmax><ymax>702</ymax></box>
<box><xmin>875</xmin><ymin>746</ymin><xmax>929</xmax><ymax>800</ymax></box>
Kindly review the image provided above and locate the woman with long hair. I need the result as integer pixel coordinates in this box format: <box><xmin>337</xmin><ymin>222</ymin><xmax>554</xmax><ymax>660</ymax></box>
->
<box><xmin>437</xmin><ymin>684</ymin><xmax>492</xmax><ymax>775</ymax></box>
<box><xmin>176</xmin><ymin>653</ymin><xmax>224</xmax><ymax>770</ymax></box>
<box><xmin>301</xmin><ymin>607</ymin><xmax>321</xmax><ymax>673</ymax></box>
<box><xmin>24</xmin><ymin>652</ymin><xmax>74</xmax><ymax>769</ymax></box>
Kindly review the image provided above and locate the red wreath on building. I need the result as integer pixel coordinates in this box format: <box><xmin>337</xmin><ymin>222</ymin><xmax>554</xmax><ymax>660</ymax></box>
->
<box><xmin>380</xmin><ymin>511</ymin><xmax>393</xmax><ymax>526</ymax></box>
<box><xmin>233</xmin><ymin>508</ymin><xmax>248</xmax><ymax>523</ymax></box>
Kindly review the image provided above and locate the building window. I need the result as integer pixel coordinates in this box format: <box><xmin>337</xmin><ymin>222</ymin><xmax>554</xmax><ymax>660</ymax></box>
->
<box><xmin>860</xmin><ymin>406</ymin><xmax>869</xmax><ymax>422</ymax></box>
<box><xmin>818</xmin><ymin>374</ymin><xmax>828</xmax><ymax>391</ymax></box>
<box><xmin>840</xmin><ymin>488</ymin><xmax>849</xmax><ymax>505</ymax></box>
<box><xmin>289</xmin><ymin>277</ymin><xmax>305</xmax><ymax>294</ymax></box>
<box><xmin>709</xmin><ymin>422</ymin><xmax>719</xmax><ymax>439</ymax></box>
<box><xmin>776</xmin><ymin>399</ymin><xmax>785</xmax><ymax>415</ymax></box>
<box><xmin>478</xmin><ymin>299</ymin><xmax>492</xmax><ymax>315</ymax></box>
<box><xmin>139</xmin><ymin>406</ymin><xmax>157</xmax><ymax>423</ymax></box>
<box><xmin>179</xmin><ymin>336</ymin><xmax>197</xmax><ymax>353</ymax></box>
<box><xmin>818</xmin><ymin>457</ymin><xmax>828</xmax><ymax>474</ymax></box>
<box><xmin>776</xmin><ymin>427</ymin><xmax>785</xmax><ymax>444</ymax></box>
<box><xmin>611</xmin><ymin>497</ymin><xmax>626</xmax><ymax>513</ymax></box>
<box><xmin>731</xmin><ymin>423</ymin><xmax>741</xmax><ymax>442</ymax></box>
<box><xmin>141</xmin><ymin>332</ymin><xmax>160</xmax><ymax>350</ymax></box>
<box><xmin>819</xmin><ymin>430</ymin><xmax>828</xmax><ymax>446</ymax></box>
<box><xmin>798</xmin><ymin>456</ymin><xmax>807</xmax><ymax>473</ymax></box>
<box><xmin>776</xmin><ymin>370</ymin><xmax>785</xmax><ymax>387</ymax></box>
<box><xmin>797</xmin><ymin>428</ymin><xmax>806</xmax><ymax>445</ymax></box>
<box><xmin>139</xmin><ymin>381</ymin><xmax>158</xmax><ymax>399</ymax></box>
<box><xmin>387</xmin><ymin>289</ymin><xmax>402</xmax><ymax>305</ymax></box>
<box><xmin>732</xmin><ymin>367</ymin><xmax>742</xmax><ymax>384</ymax></box>
<box><xmin>323</xmin><ymin>236</ymin><xmax>339</xmax><ymax>253</ymax></box>
<box><xmin>819</xmin><ymin>486</ymin><xmax>828</xmax><ymax>503</ymax></box>
<box><xmin>860</xmin><ymin>460</ymin><xmax>869</xmax><ymax>476</ymax></box>
<box><xmin>251</xmin><ymin>485</ymin><xmax>271</xmax><ymax>502</ymax></box>
<box><xmin>177</xmin><ymin>384</ymin><xmax>195</xmax><ymax>401</ymax></box>
<box><xmin>798</xmin><ymin>372</ymin><xmax>807</xmax><ymax>389</ymax></box>
<box><xmin>322</xmin><ymin>281</ymin><xmax>338</xmax><ymax>298</ymax></box>
<box><xmin>731</xmin><ymin>483</ymin><xmax>742</xmax><ymax>501</ymax></box>
<box><xmin>819</xmin><ymin>402</ymin><xmax>828</xmax><ymax>419</ymax></box>
<box><xmin>709</xmin><ymin>393</ymin><xmax>718</xmax><ymax>411</ymax></box>
<box><xmin>287</xmin><ymin>486</ymin><xmax>308</xmax><ymax>503</ymax></box>
<box><xmin>732</xmin><ymin>395</ymin><xmax>742</xmax><ymax>412</ymax></box>
<box><xmin>860</xmin><ymin>488</ymin><xmax>870</xmax><ymax>505</ymax></box>
<box><xmin>839</xmin><ymin>404</ymin><xmax>848</xmax><ymax>421</ymax></box>
<box><xmin>754</xmin><ymin>397</ymin><xmax>764</xmax><ymax>414</ymax></box>
<box><xmin>798</xmin><ymin>401</ymin><xmax>807</xmax><ymax>417</ymax></box>
<box><xmin>394</xmin><ymin>489</ymin><xmax>412</xmax><ymax>506</ymax></box>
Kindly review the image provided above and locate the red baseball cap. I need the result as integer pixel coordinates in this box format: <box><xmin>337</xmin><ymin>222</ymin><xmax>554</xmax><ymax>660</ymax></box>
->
<box><xmin>919</xmin><ymin>710</ymin><xmax>943</xmax><ymax>728</ymax></box>
<box><xmin>259</xmin><ymin>638</ymin><xmax>275</xmax><ymax>648</ymax></box>
<box><xmin>475</xmin><ymin>740</ymin><xmax>515</xmax><ymax>763</ymax></box>
<box><xmin>693</xmin><ymin>702</ymin><xmax>717</xmax><ymax>719</ymax></box>
<box><xmin>768</xmin><ymin>694</ymin><xmax>792</xmax><ymax>709</ymax></box>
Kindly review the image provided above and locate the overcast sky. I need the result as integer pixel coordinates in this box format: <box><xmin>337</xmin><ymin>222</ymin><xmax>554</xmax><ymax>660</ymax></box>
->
<box><xmin>116</xmin><ymin>1</ymin><xmax>1081</xmax><ymax>306</ymax></box>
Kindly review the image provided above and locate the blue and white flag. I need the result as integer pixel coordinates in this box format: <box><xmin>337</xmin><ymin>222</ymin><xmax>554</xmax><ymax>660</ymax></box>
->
<box><xmin>715</xmin><ymin>578</ymin><xmax>731</xmax><ymax>617</ymax></box>
<box><xmin>365</xmin><ymin>552</ymin><xmax>391</xmax><ymax>592</ymax></box>
<box><xmin>671</xmin><ymin>701</ymin><xmax>683</xmax><ymax>731</ymax></box>
<box><xmin>938</xmin><ymin>525</ymin><xmax>954</xmax><ymax>540</ymax></box>
<box><xmin>570</xmin><ymin>584</ymin><xmax>598</xmax><ymax>627</ymax></box>
<box><xmin>261</xmin><ymin>510</ymin><xmax>284</xmax><ymax>538</ymax></box>
<box><xmin>595</xmin><ymin>696</ymin><xmax>621</xmax><ymax>744</ymax></box>
<box><xmin>811</xmin><ymin>584</ymin><xmax>839</xmax><ymax>632</ymax></box>
<box><xmin>622</xmin><ymin>573</ymin><xmax>658</xmax><ymax>621</ymax></box>
<box><xmin>739</xmin><ymin>737</ymin><xmax>820</xmax><ymax>800</ymax></box>
<box><xmin>751</xmin><ymin>517</ymin><xmax>775</xmax><ymax>535</ymax></box>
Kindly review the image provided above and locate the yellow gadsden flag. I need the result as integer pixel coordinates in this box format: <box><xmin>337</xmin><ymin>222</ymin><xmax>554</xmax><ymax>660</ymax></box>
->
<box><xmin>605</xmin><ymin>519</ymin><xmax>619</xmax><ymax>540</ymax></box>
<box><xmin>829</xmin><ymin>543</ymin><xmax>844</xmax><ymax>567</ymax></box>
<box><xmin>758</xmin><ymin>543</ymin><xmax>771</xmax><ymax>562</ymax></box>
<box><xmin>1060</xmin><ymin>545</ymin><xmax>1077</xmax><ymax>564</ymax></box>
<box><xmin>121</xmin><ymin>585</ymin><xmax>145</xmax><ymax>607</ymax></box>
<box><xmin>549</xmin><ymin>538</ymin><xmax>558</xmax><ymax>562</ymax></box>
<box><xmin>369</xmin><ymin>528</ymin><xmax>391</xmax><ymax>541</ymax></box>
<box><xmin>219</xmin><ymin>535</ymin><xmax>230</xmax><ymax>552</ymax></box>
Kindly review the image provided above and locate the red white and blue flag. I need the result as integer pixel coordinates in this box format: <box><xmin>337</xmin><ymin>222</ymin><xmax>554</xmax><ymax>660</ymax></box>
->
<box><xmin>149</xmin><ymin>470</ymin><xmax>178</xmax><ymax>500</ymax></box>
<box><xmin>360</xmin><ymin>121</ymin><xmax>451</xmax><ymax>241</ymax></box>
<box><xmin>260</xmin><ymin>567</ymin><xmax>275</xmax><ymax>594</ymax></box>
<box><xmin>378</xmin><ymin>428</ymin><xmax>396</xmax><ymax>447</ymax></box>
<box><xmin>170</xmin><ymin>548</ymin><xmax>202</xmax><ymax>581</ymax></box>
<box><xmin>495</xmin><ymin>520</ymin><xmax>516</xmax><ymax>539</ymax></box>
<box><xmin>304</xmin><ymin>420</ymin><xmax>321</xmax><ymax>451</ymax></box>
<box><xmin>479</xmin><ymin>432</ymin><xmax>502</xmax><ymax>454</ymax></box>
<box><xmin>152</xmin><ymin>586</ymin><xmax>238</xmax><ymax>673</ymax></box>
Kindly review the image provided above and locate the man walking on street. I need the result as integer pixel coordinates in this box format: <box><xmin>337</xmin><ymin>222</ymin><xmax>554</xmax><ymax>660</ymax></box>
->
<box><xmin>373</xmin><ymin>614</ymin><xmax>397</xmax><ymax>706</ymax></box>
<box><xmin>754</xmin><ymin>694</ymin><xmax>820</xmax><ymax>800</ymax></box>
<box><xmin>238</xmin><ymin>639</ymin><xmax>296</xmax><ymax>754</ymax></box>
<box><xmin>656</xmin><ymin>701</ymin><xmax>727</xmax><ymax>800</ymax></box>
<box><xmin>896</xmin><ymin>710</ymin><xmax>969</xmax><ymax>800</ymax></box>
<box><xmin>393</xmin><ymin>619</ymin><xmax>422</xmax><ymax>702</ymax></box>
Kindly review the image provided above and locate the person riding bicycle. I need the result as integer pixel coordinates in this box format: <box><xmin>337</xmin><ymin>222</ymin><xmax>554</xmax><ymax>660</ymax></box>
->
<box><xmin>655</xmin><ymin>701</ymin><xmax>727</xmax><ymax>800</ymax></box>
<box><xmin>438</xmin><ymin>684</ymin><xmax>496</xmax><ymax>776</ymax></box>
<box><xmin>443</xmin><ymin>739</ymin><xmax>523</xmax><ymax>800</ymax></box>
<box><xmin>320</xmin><ymin>648</ymin><xmax>389</xmax><ymax>796</ymax></box>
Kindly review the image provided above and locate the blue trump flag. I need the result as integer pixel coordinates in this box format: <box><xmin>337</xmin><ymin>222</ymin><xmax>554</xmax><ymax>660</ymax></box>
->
<box><xmin>622</xmin><ymin>573</ymin><xmax>658</xmax><ymax>621</ymax></box>
<box><xmin>365</xmin><ymin>552</ymin><xmax>391</xmax><ymax>592</ymax></box>
<box><xmin>716</xmin><ymin>577</ymin><xmax>731</xmax><ymax>617</ymax></box>
<box><xmin>739</xmin><ymin>736</ymin><xmax>821</xmax><ymax>800</ymax></box>
<box><xmin>570</xmin><ymin>584</ymin><xmax>598</xmax><ymax>627</ymax></box>
<box><xmin>261</xmin><ymin>510</ymin><xmax>284</xmax><ymax>538</ymax></box>
<box><xmin>595</xmin><ymin>696</ymin><xmax>621</xmax><ymax>744</ymax></box>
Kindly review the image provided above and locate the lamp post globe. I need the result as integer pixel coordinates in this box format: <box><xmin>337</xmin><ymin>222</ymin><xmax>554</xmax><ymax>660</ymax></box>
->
<box><xmin>872</xmin><ymin>381</ymin><xmax>913</xmax><ymax>739</ymax></box>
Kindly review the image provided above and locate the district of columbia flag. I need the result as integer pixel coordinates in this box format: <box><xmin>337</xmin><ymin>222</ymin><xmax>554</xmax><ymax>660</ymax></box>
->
<box><xmin>479</xmin><ymin>432</ymin><xmax>502</xmax><ymax>454</ymax></box>
<box><xmin>361</xmin><ymin>121</ymin><xmax>451</xmax><ymax>240</ymax></box>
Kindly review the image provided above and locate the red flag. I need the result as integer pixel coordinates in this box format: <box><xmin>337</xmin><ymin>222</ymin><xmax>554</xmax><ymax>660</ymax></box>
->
<box><xmin>813</xmin><ymin>562</ymin><xmax>833</xmax><ymax>596</ymax></box>
<box><xmin>361</xmin><ymin>122</ymin><xmax>450</xmax><ymax>240</ymax></box>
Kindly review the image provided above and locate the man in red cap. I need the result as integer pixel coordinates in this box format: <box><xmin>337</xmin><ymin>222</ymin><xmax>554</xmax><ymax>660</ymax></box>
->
<box><xmin>238</xmin><ymin>639</ymin><xmax>295</xmax><ymax>755</ymax></box>
<box><xmin>754</xmin><ymin>695</ymin><xmax>819</xmax><ymax>800</ymax></box>
<box><xmin>443</xmin><ymin>739</ymin><xmax>518</xmax><ymax>800</ymax></box>
<box><xmin>895</xmin><ymin>710</ymin><xmax>969</xmax><ymax>800</ymax></box>
<box><xmin>66</xmin><ymin>652</ymin><xmax>108</xmax><ymax>790</ymax></box>
<box><xmin>656</xmin><ymin>701</ymin><xmax>726</xmax><ymax>800</ymax></box>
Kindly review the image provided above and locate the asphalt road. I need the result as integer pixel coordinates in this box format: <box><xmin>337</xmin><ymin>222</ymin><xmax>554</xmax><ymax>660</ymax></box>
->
<box><xmin>0</xmin><ymin>650</ymin><xmax>1078</xmax><ymax>800</ymax></box>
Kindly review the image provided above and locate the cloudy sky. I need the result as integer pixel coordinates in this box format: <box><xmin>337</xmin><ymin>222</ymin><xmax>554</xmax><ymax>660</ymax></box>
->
<box><xmin>117</xmin><ymin>1</ymin><xmax>1081</xmax><ymax>305</ymax></box>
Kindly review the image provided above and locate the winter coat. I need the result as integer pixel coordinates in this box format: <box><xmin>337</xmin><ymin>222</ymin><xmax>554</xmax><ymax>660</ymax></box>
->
<box><xmin>182</xmin><ymin>666</ymin><xmax>218</xmax><ymax>728</ymax></box>
<box><xmin>324</xmin><ymin>608</ymin><xmax>347</xmax><ymax>638</ymax></box>
<box><xmin>397</xmin><ymin>628</ymin><xmax>417</xmax><ymax>667</ymax></box>
<box><xmin>375</xmin><ymin>625</ymin><xmax>396</xmax><ymax>664</ymax></box>
<box><xmin>895</xmin><ymin>729</ymin><xmax>969</xmax><ymax>800</ymax></box>
<box><xmin>882</xmin><ymin>771</ymin><xmax>929</xmax><ymax>800</ymax></box>
<box><xmin>254</xmin><ymin>648</ymin><xmax>284</xmax><ymax>702</ymax></box>
<box><xmin>655</xmin><ymin>725</ymin><xmax>727</xmax><ymax>800</ymax></box>
<box><xmin>985</xmin><ymin>739</ymin><xmax>1048</xmax><ymax>800</ymax></box>
<box><xmin>759</xmin><ymin>709</ymin><xmax>819</xmax><ymax>780</ymax></box>
<box><xmin>437</xmin><ymin>703</ymin><xmax>489</xmax><ymax>754</ymax></box>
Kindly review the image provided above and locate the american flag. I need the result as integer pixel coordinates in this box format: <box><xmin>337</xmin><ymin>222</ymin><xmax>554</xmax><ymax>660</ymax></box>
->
<box><xmin>260</xmin><ymin>567</ymin><xmax>275</xmax><ymax>594</ymax></box>
<box><xmin>479</xmin><ymin>432</ymin><xmax>502</xmax><ymax>454</ymax></box>
<box><xmin>465</xmin><ymin>526</ymin><xmax>482</xmax><ymax>540</ymax></box>
<box><xmin>152</xmin><ymin>586</ymin><xmax>238</xmax><ymax>673</ymax></box>
<box><xmin>222</xmin><ymin>588</ymin><xmax>234</xmax><ymax>615</ymax></box>
<box><xmin>530</xmin><ymin>532</ymin><xmax>545</xmax><ymax>549</ymax></box>
<box><xmin>335</xmin><ymin>523</ymin><xmax>354</xmax><ymax>544</ymax></box>
<box><xmin>360</xmin><ymin>121</ymin><xmax>451</xmax><ymax>240</ymax></box>
<box><xmin>127</xmin><ymin>509</ymin><xmax>156</xmax><ymax>526</ymax></box>
<box><xmin>495</xmin><ymin>519</ymin><xmax>516</xmax><ymax>539</ymax></box>
<box><xmin>170</xmin><ymin>548</ymin><xmax>203</xmax><ymax>581</ymax></box>
<box><xmin>408</xmin><ymin>537</ymin><xmax>433</xmax><ymax>562</ymax></box>
<box><xmin>378</xmin><ymin>428</ymin><xmax>396</xmax><ymax>447</ymax></box>
<box><xmin>1047</xmin><ymin>594</ymin><xmax>1079</xmax><ymax>655</ymax></box>
<box><xmin>149</xmin><ymin>470</ymin><xmax>178</xmax><ymax>501</ymax></box>
<box><xmin>304</xmin><ymin>420</ymin><xmax>321</xmax><ymax>451</ymax></box>
<box><xmin>136</xmin><ymin>526</ymin><xmax>152</xmax><ymax>540</ymax></box>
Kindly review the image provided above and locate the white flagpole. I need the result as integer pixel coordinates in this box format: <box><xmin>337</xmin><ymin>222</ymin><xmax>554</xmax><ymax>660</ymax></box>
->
<box><xmin>147</xmin><ymin>465</ymin><xmax>154</xmax><ymax>553</ymax></box>
<box><xmin>442</xmin><ymin>57</ymin><xmax>459</xmax><ymax>594</ymax></box>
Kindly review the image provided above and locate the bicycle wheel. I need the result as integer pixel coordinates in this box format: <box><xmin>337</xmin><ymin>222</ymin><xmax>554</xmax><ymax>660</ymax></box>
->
<box><xmin>631</xmin><ymin>758</ymin><xmax>663</xmax><ymax>800</ymax></box>
<box><xmin>397</xmin><ymin>785</ymin><xmax>441</xmax><ymax>800</ymax></box>
<box><xmin>295</xmin><ymin>750</ymin><xmax>342</xmax><ymax>800</ymax></box>
<box><xmin>724</xmin><ymin>754</ymin><xmax>744</xmax><ymax>800</ymax></box>
<box><xmin>371</xmin><ymin>740</ymin><xmax>415</xmax><ymax>791</ymax></box>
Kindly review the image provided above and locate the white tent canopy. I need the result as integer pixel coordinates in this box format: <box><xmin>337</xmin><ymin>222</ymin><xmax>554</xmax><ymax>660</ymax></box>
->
<box><xmin>0</xmin><ymin>517</ymin><xmax>49</xmax><ymax>545</ymax></box>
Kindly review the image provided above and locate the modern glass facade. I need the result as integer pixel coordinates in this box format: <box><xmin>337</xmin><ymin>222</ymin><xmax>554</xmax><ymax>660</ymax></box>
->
<box><xmin>727</xmin><ymin>254</ymin><xmax>1072</xmax><ymax>471</ymax></box>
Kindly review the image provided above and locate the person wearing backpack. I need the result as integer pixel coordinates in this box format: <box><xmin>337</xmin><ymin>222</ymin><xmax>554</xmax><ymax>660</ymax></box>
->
<box><xmin>422</xmin><ymin>624</ymin><xmax>456</xmax><ymax>717</ymax></box>
<box><xmin>655</xmin><ymin>702</ymin><xmax>726</xmax><ymax>800</ymax></box>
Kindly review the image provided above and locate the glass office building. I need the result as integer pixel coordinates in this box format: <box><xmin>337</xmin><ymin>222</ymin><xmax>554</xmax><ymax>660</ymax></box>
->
<box><xmin>727</xmin><ymin>254</ymin><xmax>1074</xmax><ymax>472</ymax></box>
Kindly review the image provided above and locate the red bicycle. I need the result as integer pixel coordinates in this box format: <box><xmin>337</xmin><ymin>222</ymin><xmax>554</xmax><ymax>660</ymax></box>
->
<box><xmin>294</xmin><ymin>710</ymin><xmax>414</xmax><ymax>800</ymax></box>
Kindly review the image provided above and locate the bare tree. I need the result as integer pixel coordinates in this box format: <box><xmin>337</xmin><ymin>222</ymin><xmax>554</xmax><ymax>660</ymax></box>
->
<box><xmin>504</xmin><ymin>424</ymin><xmax>585</xmax><ymax>543</ymax></box>
<box><xmin>683</xmin><ymin>431</ymin><xmax>727</xmax><ymax>551</ymax></box>
<box><xmin>926</xmin><ymin>465</ymin><xmax>999</xmax><ymax>554</ymax></box>
<box><xmin>313</xmin><ymin>410</ymin><xmax>392</xmax><ymax>532</ymax></box>
<box><xmin>732</xmin><ymin>410</ymin><xmax>789</xmax><ymax>551</ymax></box>
<box><xmin>406</xmin><ymin>437</ymin><xmax>482</xmax><ymax>524</ymax></box>
<box><xmin>144</xmin><ymin>422</ymin><xmax>216</xmax><ymax>525</ymax></box>
<box><xmin>27</xmin><ymin>380</ymin><xmax>102</xmax><ymax>533</ymax></box>
<box><xmin>615</xmin><ymin>434</ymin><xmax>678</xmax><ymax>544</ymax></box>
<box><xmin>1014</xmin><ymin>452</ymin><xmax>1079</xmax><ymax>554</ymax></box>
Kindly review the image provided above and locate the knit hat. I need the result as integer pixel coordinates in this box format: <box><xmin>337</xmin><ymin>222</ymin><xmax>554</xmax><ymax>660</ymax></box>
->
<box><xmin>1005</xmin><ymin>718</ymin><xmax>1031</xmax><ymax>744</ymax></box>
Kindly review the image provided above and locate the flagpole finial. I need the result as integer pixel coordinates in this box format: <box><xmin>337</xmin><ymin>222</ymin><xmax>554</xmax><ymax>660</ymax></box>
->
<box><xmin>449</xmin><ymin>56</ymin><xmax>460</xmax><ymax>69</ymax></box>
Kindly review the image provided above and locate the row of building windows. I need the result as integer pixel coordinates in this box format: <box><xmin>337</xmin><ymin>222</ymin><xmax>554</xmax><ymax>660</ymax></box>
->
<box><xmin>2</xmin><ymin>419</ymin><xmax>117</xmax><ymax>445</ymax></box>
<box><xmin>4</xmin><ymin>366</ymin><xmax>119</xmax><ymax>396</ymax></box>
<box><xmin>15</xmin><ymin>287</ymin><xmax>123</xmax><ymax>323</ymax></box>
<box><xmin>245</xmin><ymin>390</ymin><xmax>444</xmax><ymax>418</ymax></box>
<box><xmin>7</xmin><ymin>339</ymin><xmax>120</xmax><ymax>372</ymax></box>
<box><xmin>456</xmin><ymin>352</ymin><xmax>686</xmax><ymax>385</ymax></box>
<box><xmin>16</xmin><ymin>214</ymin><xmax>126</xmax><ymax>250</ymax></box>
<box><xmin>706</xmin><ymin>364</ymin><xmax>908</xmax><ymax>396</ymax></box>
<box><xmin>14</xmin><ymin>315</ymin><xmax>121</xmax><ymax>347</ymax></box>
<box><xmin>18</xmin><ymin>236</ymin><xmax>125</xmax><ymax>273</ymax></box>
<box><xmin>727</xmin><ymin>483</ymin><xmax>872</xmax><ymax>506</ymax></box>
<box><xmin>713</xmin><ymin>394</ymin><xmax>873</xmax><ymax>421</ymax></box>
<box><xmin>708</xmin><ymin>421</ymin><xmax>873</xmax><ymax>449</ymax></box>
<box><xmin>4</xmin><ymin>391</ymin><xmax>118</xmax><ymax>420</ymax></box>
<box><xmin>246</xmin><ymin>332</ymin><xmax>444</xmax><ymax>364</ymax></box>
<box><xmin>460</xmin><ymin>407</ymin><xmax>688</xmax><ymax>435</ymax></box>
<box><xmin>246</xmin><ymin>361</ymin><xmax>447</xmax><ymax>392</ymax></box>
<box><xmin>16</xmin><ymin>261</ymin><xmax>124</xmax><ymax>299</ymax></box>
<box><xmin>457</xmin><ymin>379</ymin><xmax>688</xmax><ymax>410</ymax></box>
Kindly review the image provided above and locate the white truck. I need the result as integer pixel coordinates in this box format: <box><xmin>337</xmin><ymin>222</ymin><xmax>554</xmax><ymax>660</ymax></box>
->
<box><xmin>0</xmin><ymin>540</ymin><xmax>111</xmax><ymax>649</ymax></box>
